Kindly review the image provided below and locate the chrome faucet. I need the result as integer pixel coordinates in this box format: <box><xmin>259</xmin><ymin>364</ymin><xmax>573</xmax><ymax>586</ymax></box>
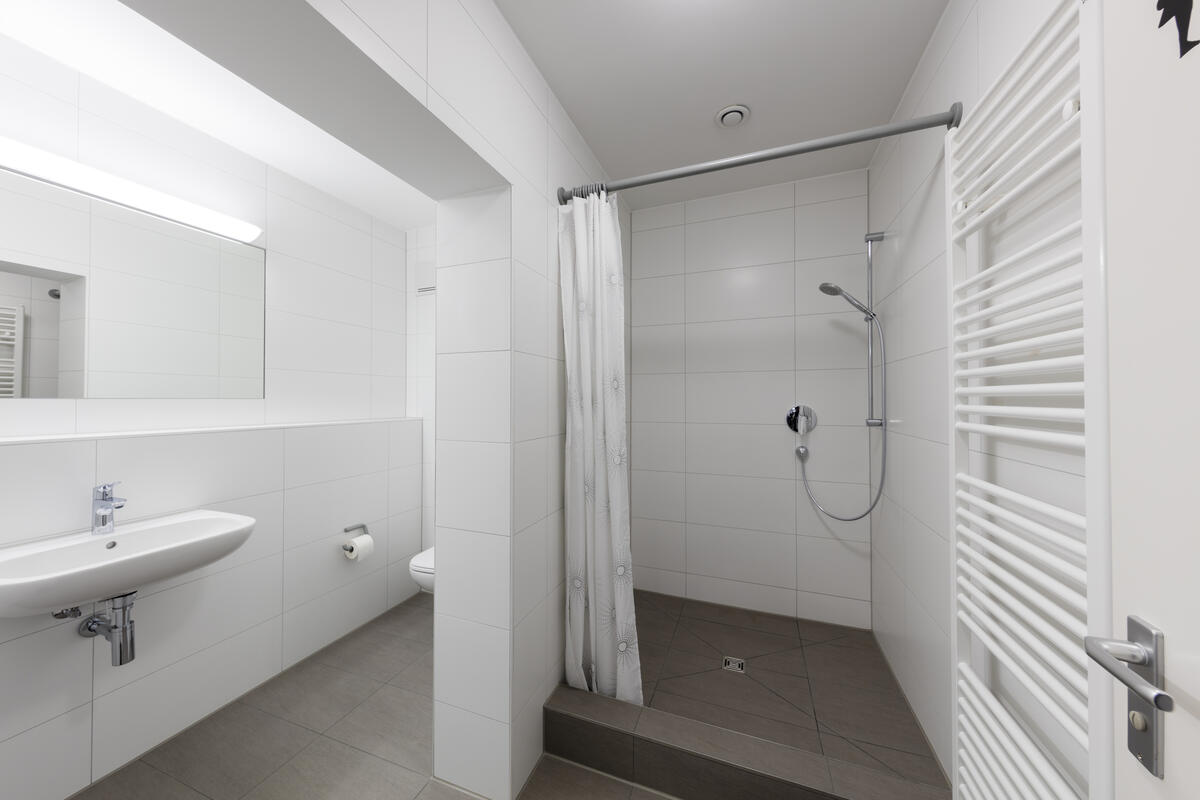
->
<box><xmin>92</xmin><ymin>482</ymin><xmax>126</xmax><ymax>535</ymax></box>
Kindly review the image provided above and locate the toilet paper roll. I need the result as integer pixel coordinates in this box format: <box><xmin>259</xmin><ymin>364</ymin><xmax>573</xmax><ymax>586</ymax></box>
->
<box><xmin>343</xmin><ymin>533</ymin><xmax>375</xmax><ymax>561</ymax></box>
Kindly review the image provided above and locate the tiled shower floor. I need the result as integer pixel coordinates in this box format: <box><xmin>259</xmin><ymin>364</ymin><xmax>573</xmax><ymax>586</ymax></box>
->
<box><xmin>634</xmin><ymin>590</ymin><xmax>949</xmax><ymax>793</ymax></box>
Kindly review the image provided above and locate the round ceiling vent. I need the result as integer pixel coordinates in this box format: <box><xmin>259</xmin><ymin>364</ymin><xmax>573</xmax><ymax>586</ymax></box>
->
<box><xmin>716</xmin><ymin>104</ymin><xmax>750</xmax><ymax>128</ymax></box>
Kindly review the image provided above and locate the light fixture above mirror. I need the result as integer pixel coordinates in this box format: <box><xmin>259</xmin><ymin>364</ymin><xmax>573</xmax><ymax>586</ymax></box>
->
<box><xmin>0</xmin><ymin>135</ymin><xmax>262</xmax><ymax>243</ymax></box>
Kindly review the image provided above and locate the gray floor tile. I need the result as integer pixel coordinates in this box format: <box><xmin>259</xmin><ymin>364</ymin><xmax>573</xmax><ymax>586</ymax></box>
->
<box><xmin>653</xmin><ymin>669</ymin><xmax>816</xmax><ymax>728</ymax></box>
<box><xmin>143</xmin><ymin>702</ymin><xmax>316</xmax><ymax>800</ymax></box>
<box><xmin>746</xmin><ymin>646</ymin><xmax>808</xmax><ymax>677</ymax></box>
<box><xmin>680</xmin><ymin>601</ymin><xmax>800</xmax><ymax>638</ymax></box>
<box><xmin>827</xmin><ymin>758</ymin><xmax>951</xmax><ymax>800</ymax></box>
<box><xmin>546</xmin><ymin>685</ymin><xmax>643</xmax><ymax>731</ymax></box>
<box><xmin>803</xmin><ymin>641</ymin><xmax>899</xmax><ymax>691</ymax></box>
<box><xmin>748</xmin><ymin>669</ymin><xmax>815</xmax><ymax>715</ymax></box>
<box><xmin>635</xmin><ymin>708</ymin><xmax>830</xmax><ymax>789</ymax></box>
<box><xmin>389</xmin><ymin>649</ymin><xmax>434</xmax><ymax>697</ymax></box>
<box><xmin>325</xmin><ymin>685</ymin><xmax>433</xmax><ymax>773</ymax></box>
<box><xmin>544</xmin><ymin>709</ymin><xmax>636</xmax><ymax>780</ymax></box>
<box><xmin>819</xmin><ymin>732</ymin><xmax>898</xmax><ymax>774</ymax></box>
<box><xmin>657</xmin><ymin>646</ymin><xmax>716</xmax><ymax>679</ymax></box>
<box><xmin>240</xmin><ymin>657</ymin><xmax>383</xmax><ymax>732</ymax></box>
<box><xmin>794</xmin><ymin>617</ymin><xmax>867</xmax><ymax>644</ymax></box>
<box><xmin>518</xmin><ymin>756</ymin><xmax>633</xmax><ymax>799</ymax></box>
<box><xmin>406</xmin><ymin>591</ymin><xmax>435</xmax><ymax>610</ymax></box>
<box><xmin>857</xmin><ymin>741</ymin><xmax>948</xmax><ymax>788</ymax></box>
<box><xmin>677</xmin><ymin>619</ymin><xmax>800</xmax><ymax>659</ymax></box>
<box><xmin>639</xmin><ymin>640</ymin><xmax>668</xmax><ymax>682</ymax></box>
<box><xmin>634</xmin><ymin>605</ymin><xmax>678</xmax><ymax>647</ymax></box>
<box><xmin>369</xmin><ymin>603</ymin><xmax>434</xmax><ymax>644</ymax></box>
<box><xmin>634</xmin><ymin>590</ymin><xmax>683</xmax><ymax>619</ymax></box>
<box><xmin>244</xmin><ymin>736</ymin><xmax>428</xmax><ymax>800</ymax></box>
<box><xmin>650</xmin><ymin>692</ymin><xmax>821</xmax><ymax>752</ymax></box>
<box><xmin>633</xmin><ymin>739</ymin><xmax>829</xmax><ymax>800</ymax></box>
<box><xmin>72</xmin><ymin>760</ymin><xmax>206</xmax><ymax>800</ymax></box>
<box><xmin>417</xmin><ymin>780</ymin><xmax>478</xmax><ymax>799</ymax></box>
<box><xmin>809</xmin><ymin>680</ymin><xmax>932</xmax><ymax>756</ymax></box>
<box><xmin>313</xmin><ymin>624</ymin><xmax>431</xmax><ymax>683</ymax></box>
<box><xmin>664</xmin><ymin>625</ymin><xmax>720</xmax><ymax>658</ymax></box>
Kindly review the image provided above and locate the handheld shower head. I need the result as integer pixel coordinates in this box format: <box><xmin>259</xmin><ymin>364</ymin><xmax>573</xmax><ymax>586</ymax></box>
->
<box><xmin>817</xmin><ymin>283</ymin><xmax>873</xmax><ymax>317</ymax></box>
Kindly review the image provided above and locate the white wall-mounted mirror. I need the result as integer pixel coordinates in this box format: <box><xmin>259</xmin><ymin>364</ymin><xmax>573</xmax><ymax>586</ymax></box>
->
<box><xmin>0</xmin><ymin>168</ymin><xmax>264</xmax><ymax>400</ymax></box>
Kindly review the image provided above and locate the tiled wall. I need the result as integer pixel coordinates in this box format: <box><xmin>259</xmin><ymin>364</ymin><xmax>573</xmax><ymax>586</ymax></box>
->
<box><xmin>864</xmin><ymin>0</ymin><xmax>1066</xmax><ymax>769</ymax></box>
<box><xmin>0</xmin><ymin>33</ymin><xmax>408</xmax><ymax>435</ymax></box>
<box><xmin>307</xmin><ymin>2</ymin><xmax>620</xmax><ymax>797</ymax></box>
<box><xmin>0</xmin><ymin>419</ymin><xmax>422</xmax><ymax>800</ymax></box>
<box><xmin>628</xmin><ymin>172</ymin><xmax>872</xmax><ymax>629</ymax></box>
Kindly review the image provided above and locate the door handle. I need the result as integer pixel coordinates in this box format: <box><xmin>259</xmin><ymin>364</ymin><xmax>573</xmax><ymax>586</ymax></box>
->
<box><xmin>1085</xmin><ymin>636</ymin><xmax>1174</xmax><ymax>711</ymax></box>
<box><xmin>1085</xmin><ymin>616</ymin><xmax>1171</xmax><ymax>777</ymax></box>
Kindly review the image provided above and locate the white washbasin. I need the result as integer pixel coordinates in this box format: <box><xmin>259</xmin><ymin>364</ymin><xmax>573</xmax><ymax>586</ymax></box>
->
<box><xmin>0</xmin><ymin>510</ymin><xmax>255</xmax><ymax>617</ymax></box>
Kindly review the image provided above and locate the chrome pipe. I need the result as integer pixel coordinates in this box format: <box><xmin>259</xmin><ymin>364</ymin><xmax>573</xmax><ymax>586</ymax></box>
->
<box><xmin>557</xmin><ymin>104</ymin><xmax>963</xmax><ymax>204</ymax></box>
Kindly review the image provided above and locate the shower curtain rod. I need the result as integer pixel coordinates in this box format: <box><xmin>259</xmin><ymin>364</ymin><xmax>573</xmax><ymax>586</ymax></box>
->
<box><xmin>557</xmin><ymin>102</ymin><xmax>963</xmax><ymax>205</ymax></box>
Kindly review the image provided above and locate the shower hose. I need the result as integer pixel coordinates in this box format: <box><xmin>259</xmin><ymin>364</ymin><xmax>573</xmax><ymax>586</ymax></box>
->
<box><xmin>799</xmin><ymin>313</ymin><xmax>887</xmax><ymax>522</ymax></box>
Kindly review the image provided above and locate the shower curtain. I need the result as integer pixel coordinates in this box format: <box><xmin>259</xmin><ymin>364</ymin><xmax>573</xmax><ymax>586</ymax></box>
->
<box><xmin>558</xmin><ymin>191</ymin><xmax>642</xmax><ymax>704</ymax></box>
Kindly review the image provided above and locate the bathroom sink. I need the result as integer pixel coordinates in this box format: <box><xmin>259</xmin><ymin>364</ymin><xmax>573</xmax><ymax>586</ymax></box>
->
<box><xmin>0</xmin><ymin>510</ymin><xmax>255</xmax><ymax>617</ymax></box>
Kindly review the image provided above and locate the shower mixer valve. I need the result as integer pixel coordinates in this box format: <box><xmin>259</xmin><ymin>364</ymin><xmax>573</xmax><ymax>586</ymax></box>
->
<box><xmin>786</xmin><ymin>405</ymin><xmax>817</xmax><ymax>435</ymax></box>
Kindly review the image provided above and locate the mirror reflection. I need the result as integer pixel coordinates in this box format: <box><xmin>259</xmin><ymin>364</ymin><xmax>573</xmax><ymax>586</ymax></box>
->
<box><xmin>0</xmin><ymin>168</ymin><xmax>264</xmax><ymax>399</ymax></box>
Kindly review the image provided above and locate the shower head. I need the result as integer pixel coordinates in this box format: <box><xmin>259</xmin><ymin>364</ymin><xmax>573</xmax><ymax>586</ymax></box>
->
<box><xmin>818</xmin><ymin>282</ymin><xmax>873</xmax><ymax>317</ymax></box>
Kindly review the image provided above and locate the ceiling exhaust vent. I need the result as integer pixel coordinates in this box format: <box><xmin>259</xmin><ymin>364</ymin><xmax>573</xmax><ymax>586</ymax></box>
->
<box><xmin>716</xmin><ymin>104</ymin><xmax>750</xmax><ymax>128</ymax></box>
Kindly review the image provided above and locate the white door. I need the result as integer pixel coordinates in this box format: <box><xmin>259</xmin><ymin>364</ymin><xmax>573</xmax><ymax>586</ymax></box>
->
<box><xmin>1096</xmin><ymin>0</ymin><xmax>1200</xmax><ymax>796</ymax></box>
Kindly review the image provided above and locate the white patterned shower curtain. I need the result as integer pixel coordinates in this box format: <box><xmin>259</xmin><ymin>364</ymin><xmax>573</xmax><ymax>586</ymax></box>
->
<box><xmin>558</xmin><ymin>191</ymin><xmax>643</xmax><ymax>704</ymax></box>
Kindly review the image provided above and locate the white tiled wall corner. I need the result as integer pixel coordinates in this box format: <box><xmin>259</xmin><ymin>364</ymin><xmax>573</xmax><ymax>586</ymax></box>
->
<box><xmin>628</xmin><ymin>173</ymin><xmax>871</xmax><ymax>627</ymax></box>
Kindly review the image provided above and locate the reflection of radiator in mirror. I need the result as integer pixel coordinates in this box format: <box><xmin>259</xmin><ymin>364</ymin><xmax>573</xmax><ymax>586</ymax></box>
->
<box><xmin>0</xmin><ymin>304</ymin><xmax>25</xmax><ymax>398</ymax></box>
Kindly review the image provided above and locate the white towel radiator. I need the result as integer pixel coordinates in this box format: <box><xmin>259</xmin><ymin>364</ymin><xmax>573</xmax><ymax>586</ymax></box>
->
<box><xmin>0</xmin><ymin>304</ymin><xmax>24</xmax><ymax>398</ymax></box>
<box><xmin>945</xmin><ymin>0</ymin><xmax>1110</xmax><ymax>797</ymax></box>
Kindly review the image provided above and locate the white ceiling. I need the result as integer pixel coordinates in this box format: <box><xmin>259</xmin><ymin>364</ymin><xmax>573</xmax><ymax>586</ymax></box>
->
<box><xmin>495</xmin><ymin>0</ymin><xmax>950</xmax><ymax>208</ymax></box>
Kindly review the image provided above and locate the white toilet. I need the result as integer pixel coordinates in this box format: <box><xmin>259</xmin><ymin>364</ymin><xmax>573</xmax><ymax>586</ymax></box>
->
<box><xmin>409</xmin><ymin>547</ymin><xmax>435</xmax><ymax>592</ymax></box>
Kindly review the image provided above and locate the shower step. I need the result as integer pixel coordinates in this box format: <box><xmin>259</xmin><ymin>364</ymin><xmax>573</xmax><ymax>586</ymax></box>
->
<box><xmin>542</xmin><ymin>685</ymin><xmax>949</xmax><ymax>800</ymax></box>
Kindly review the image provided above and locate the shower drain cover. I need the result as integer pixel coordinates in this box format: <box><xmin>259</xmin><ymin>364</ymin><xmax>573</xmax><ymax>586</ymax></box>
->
<box><xmin>722</xmin><ymin>656</ymin><xmax>745</xmax><ymax>673</ymax></box>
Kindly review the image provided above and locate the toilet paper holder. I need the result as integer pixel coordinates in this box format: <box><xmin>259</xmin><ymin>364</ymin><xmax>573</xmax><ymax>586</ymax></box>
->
<box><xmin>342</xmin><ymin>523</ymin><xmax>369</xmax><ymax>553</ymax></box>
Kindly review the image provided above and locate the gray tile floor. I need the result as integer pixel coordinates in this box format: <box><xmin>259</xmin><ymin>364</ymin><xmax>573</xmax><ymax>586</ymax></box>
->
<box><xmin>73</xmin><ymin>592</ymin><xmax>473</xmax><ymax>800</ymax></box>
<box><xmin>635</xmin><ymin>590</ymin><xmax>949</xmax><ymax>792</ymax></box>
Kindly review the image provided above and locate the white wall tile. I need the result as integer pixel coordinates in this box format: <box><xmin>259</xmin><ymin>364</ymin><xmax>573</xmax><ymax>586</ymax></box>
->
<box><xmin>631</xmin><ymin>374</ymin><xmax>684</xmax><ymax>423</ymax></box>
<box><xmin>437</xmin><ymin>259</ymin><xmax>511</xmax><ymax>353</ymax></box>
<box><xmin>795</xmin><ymin>590</ymin><xmax>870</xmax><ymax>629</ymax></box>
<box><xmin>631</xmin><ymin>203</ymin><xmax>683</xmax><ymax>232</ymax></box>
<box><xmin>436</xmin><ymin>188</ymin><xmax>511</xmax><ymax>268</ymax></box>
<box><xmin>633</xmin><ymin>566</ymin><xmax>685</xmax><ymax>596</ymax></box>
<box><xmin>630</xmin><ymin>324</ymin><xmax>684</xmax><ymax>374</ymax></box>
<box><xmin>282</xmin><ymin>423</ymin><xmax>386</xmax><ymax>487</ymax></box>
<box><xmin>796</xmin><ymin>538</ymin><xmax>870</xmax><ymax>600</ymax></box>
<box><xmin>0</xmin><ymin>622</ymin><xmax>92</xmax><ymax>743</ymax></box>
<box><xmin>685</xmin><ymin>574</ymin><xmax>795</xmax><ymax>618</ymax></box>
<box><xmin>684</xmin><ymin>423</ymin><xmax>795</xmax><ymax>480</ymax></box>
<box><xmin>685</xmin><ymin>181</ymin><xmax>794</xmax><ymax>223</ymax></box>
<box><xmin>794</xmin><ymin>313</ymin><xmax>868</xmax><ymax>369</ymax></box>
<box><xmin>98</xmin><ymin>429</ymin><xmax>283</xmax><ymax>520</ymax></box>
<box><xmin>685</xmin><ymin>317</ymin><xmax>794</xmax><ymax>373</ymax></box>
<box><xmin>684</xmin><ymin>372</ymin><xmax>795</xmax><ymax>425</ymax></box>
<box><xmin>631</xmin><ymin>422</ymin><xmax>684</xmax><ymax>473</ymax></box>
<box><xmin>631</xmin><ymin>225</ymin><xmax>684</xmax><ymax>278</ymax></box>
<box><xmin>513</xmin><ymin>439</ymin><xmax>548</xmax><ymax>532</ymax></box>
<box><xmin>795</xmin><ymin>196</ymin><xmax>868</xmax><ymax>261</ymax></box>
<box><xmin>0</xmin><ymin>440</ymin><xmax>95</xmax><ymax>543</ymax></box>
<box><xmin>513</xmin><ymin>352</ymin><xmax>547</xmax><ymax>442</ymax></box>
<box><xmin>631</xmin><ymin>276</ymin><xmax>683</xmax><ymax>326</ymax></box>
<box><xmin>631</xmin><ymin>519</ymin><xmax>685</xmax><ymax>572</ymax></box>
<box><xmin>630</xmin><ymin>469</ymin><xmax>684</xmax><ymax>522</ymax></box>
<box><xmin>436</xmin><ymin>527</ymin><xmax>511</xmax><ymax>632</ymax></box>
<box><xmin>685</xmin><ymin>262</ymin><xmax>794</xmax><ymax>323</ymax></box>
<box><xmin>685</xmin><ymin>474</ymin><xmax>795</xmax><ymax>534</ymax></box>
<box><xmin>282</xmin><ymin>567</ymin><xmax>387</xmax><ymax>668</ymax></box>
<box><xmin>687</xmin><ymin>524</ymin><xmax>796</xmax><ymax>589</ymax></box>
<box><xmin>435</xmin><ymin>614</ymin><xmax>511</xmax><ymax>723</ymax></box>
<box><xmin>684</xmin><ymin>208</ymin><xmax>794</xmax><ymax>273</ymax></box>
<box><xmin>0</xmin><ymin>705</ymin><xmax>91</xmax><ymax>800</ymax></box>
<box><xmin>437</xmin><ymin>352</ymin><xmax>511</xmax><ymax>442</ymax></box>
<box><xmin>437</xmin><ymin>441</ymin><xmax>511</xmax><ymax>535</ymax></box>
<box><xmin>433</xmin><ymin>702</ymin><xmax>510</xmax><ymax>800</ymax></box>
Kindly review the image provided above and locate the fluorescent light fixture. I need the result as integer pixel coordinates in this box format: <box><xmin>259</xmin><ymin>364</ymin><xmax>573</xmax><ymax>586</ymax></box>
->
<box><xmin>0</xmin><ymin>134</ymin><xmax>262</xmax><ymax>243</ymax></box>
